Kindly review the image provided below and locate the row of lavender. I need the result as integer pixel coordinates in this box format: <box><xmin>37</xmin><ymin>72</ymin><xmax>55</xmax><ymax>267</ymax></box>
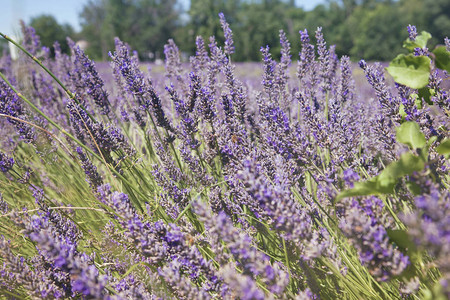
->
<box><xmin>0</xmin><ymin>15</ymin><xmax>449</xmax><ymax>299</ymax></box>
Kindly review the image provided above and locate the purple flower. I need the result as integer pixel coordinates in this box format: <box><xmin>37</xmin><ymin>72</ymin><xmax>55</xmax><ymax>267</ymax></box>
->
<box><xmin>193</xmin><ymin>36</ymin><xmax>210</xmax><ymax>72</ymax></box>
<box><xmin>109</xmin><ymin>38</ymin><xmax>149</xmax><ymax>98</ymax></box>
<box><xmin>359</xmin><ymin>60</ymin><xmax>399</xmax><ymax>120</ymax></box>
<box><xmin>219</xmin><ymin>12</ymin><xmax>234</xmax><ymax>56</ymax></box>
<box><xmin>0</xmin><ymin>151</ymin><xmax>14</xmax><ymax>173</ymax></box>
<box><xmin>164</xmin><ymin>39</ymin><xmax>184</xmax><ymax>85</ymax></box>
<box><xmin>20</xmin><ymin>20</ymin><xmax>41</xmax><ymax>56</ymax></box>
<box><xmin>75</xmin><ymin>147</ymin><xmax>103</xmax><ymax>189</ymax></box>
<box><xmin>69</xmin><ymin>42</ymin><xmax>110</xmax><ymax>115</ymax></box>
<box><xmin>407</xmin><ymin>25</ymin><xmax>417</xmax><ymax>41</ymax></box>
<box><xmin>340</xmin><ymin>197</ymin><xmax>410</xmax><ymax>281</ymax></box>
<box><xmin>297</xmin><ymin>29</ymin><xmax>315</xmax><ymax>82</ymax></box>
<box><xmin>0</xmin><ymin>81</ymin><xmax>36</xmax><ymax>143</ymax></box>
<box><xmin>260</xmin><ymin>45</ymin><xmax>277</xmax><ymax>99</ymax></box>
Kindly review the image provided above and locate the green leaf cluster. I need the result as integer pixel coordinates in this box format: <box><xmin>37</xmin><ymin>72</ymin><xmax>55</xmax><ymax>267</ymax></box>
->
<box><xmin>336</xmin><ymin>122</ymin><xmax>428</xmax><ymax>201</ymax></box>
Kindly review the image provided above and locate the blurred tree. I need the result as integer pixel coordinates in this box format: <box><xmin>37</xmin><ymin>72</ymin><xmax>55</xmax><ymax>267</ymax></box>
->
<box><xmin>80</xmin><ymin>0</ymin><xmax>180</xmax><ymax>60</ymax></box>
<box><xmin>132</xmin><ymin>0</ymin><xmax>179</xmax><ymax>60</ymax></box>
<box><xmin>347</xmin><ymin>3</ymin><xmax>404</xmax><ymax>60</ymax></box>
<box><xmin>79</xmin><ymin>0</ymin><xmax>108</xmax><ymax>60</ymax></box>
<box><xmin>29</xmin><ymin>15</ymin><xmax>74</xmax><ymax>56</ymax></box>
<box><xmin>186</xmin><ymin>0</ymin><xmax>241</xmax><ymax>56</ymax></box>
<box><xmin>75</xmin><ymin>0</ymin><xmax>449</xmax><ymax>61</ymax></box>
<box><xmin>398</xmin><ymin>0</ymin><xmax>450</xmax><ymax>47</ymax></box>
<box><xmin>237</xmin><ymin>1</ymin><xmax>294</xmax><ymax>61</ymax></box>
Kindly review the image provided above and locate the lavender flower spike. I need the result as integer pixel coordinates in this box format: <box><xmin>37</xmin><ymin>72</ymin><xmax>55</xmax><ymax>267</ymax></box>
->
<box><xmin>0</xmin><ymin>151</ymin><xmax>14</xmax><ymax>173</ymax></box>
<box><xmin>407</xmin><ymin>25</ymin><xmax>417</xmax><ymax>41</ymax></box>
<box><xmin>219</xmin><ymin>12</ymin><xmax>235</xmax><ymax>56</ymax></box>
<box><xmin>70</xmin><ymin>41</ymin><xmax>110</xmax><ymax>115</ymax></box>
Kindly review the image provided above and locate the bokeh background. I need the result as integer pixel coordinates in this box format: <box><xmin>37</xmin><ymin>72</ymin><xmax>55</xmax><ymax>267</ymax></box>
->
<box><xmin>0</xmin><ymin>0</ymin><xmax>449</xmax><ymax>62</ymax></box>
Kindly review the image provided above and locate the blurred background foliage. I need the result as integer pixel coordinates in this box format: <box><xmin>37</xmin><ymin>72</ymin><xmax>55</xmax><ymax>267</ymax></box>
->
<box><xmin>14</xmin><ymin>0</ymin><xmax>450</xmax><ymax>61</ymax></box>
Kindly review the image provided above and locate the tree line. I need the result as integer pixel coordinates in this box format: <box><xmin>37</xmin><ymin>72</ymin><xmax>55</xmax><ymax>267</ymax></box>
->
<box><xmin>18</xmin><ymin>0</ymin><xmax>450</xmax><ymax>61</ymax></box>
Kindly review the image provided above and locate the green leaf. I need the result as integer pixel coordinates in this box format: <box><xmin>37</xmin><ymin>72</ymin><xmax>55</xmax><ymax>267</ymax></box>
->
<box><xmin>433</xmin><ymin>46</ymin><xmax>450</xmax><ymax>72</ymax></box>
<box><xmin>386</xmin><ymin>54</ymin><xmax>431</xmax><ymax>89</ymax></box>
<box><xmin>396</xmin><ymin>121</ymin><xmax>426</xmax><ymax>149</ymax></box>
<box><xmin>403</xmin><ymin>31</ymin><xmax>432</xmax><ymax>52</ymax></box>
<box><xmin>335</xmin><ymin>180</ymin><xmax>380</xmax><ymax>200</ymax></box>
<box><xmin>377</xmin><ymin>153</ymin><xmax>425</xmax><ymax>189</ymax></box>
<box><xmin>436</xmin><ymin>138</ymin><xmax>450</xmax><ymax>157</ymax></box>
<box><xmin>387</xmin><ymin>229</ymin><xmax>416</xmax><ymax>252</ymax></box>
<box><xmin>406</xmin><ymin>181</ymin><xmax>422</xmax><ymax>195</ymax></box>
<box><xmin>418</xmin><ymin>87</ymin><xmax>435</xmax><ymax>105</ymax></box>
<box><xmin>335</xmin><ymin>153</ymin><xmax>425</xmax><ymax>201</ymax></box>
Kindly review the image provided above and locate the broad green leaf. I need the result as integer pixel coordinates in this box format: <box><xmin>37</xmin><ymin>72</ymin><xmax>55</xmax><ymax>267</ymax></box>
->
<box><xmin>387</xmin><ymin>229</ymin><xmax>416</xmax><ymax>252</ymax></box>
<box><xmin>377</xmin><ymin>153</ymin><xmax>425</xmax><ymax>190</ymax></box>
<box><xmin>335</xmin><ymin>180</ymin><xmax>380</xmax><ymax>200</ymax></box>
<box><xmin>406</xmin><ymin>181</ymin><xmax>421</xmax><ymax>195</ymax></box>
<box><xmin>396</xmin><ymin>121</ymin><xmax>426</xmax><ymax>149</ymax></box>
<box><xmin>433</xmin><ymin>46</ymin><xmax>450</xmax><ymax>72</ymax></box>
<box><xmin>403</xmin><ymin>31</ymin><xmax>432</xmax><ymax>52</ymax></box>
<box><xmin>418</xmin><ymin>87</ymin><xmax>435</xmax><ymax>105</ymax></box>
<box><xmin>436</xmin><ymin>138</ymin><xmax>450</xmax><ymax>157</ymax></box>
<box><xmin>386</xmin><ymin>54</ymin><xmax>431</xmax><ymax>89</ymax></box>
<box><xmin>336</xmin><ymin>153</ymin><xmax>425</xmax><ymax>201</ymax></box>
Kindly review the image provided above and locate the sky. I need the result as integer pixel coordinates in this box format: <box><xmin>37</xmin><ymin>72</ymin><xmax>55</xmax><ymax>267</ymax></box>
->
<box><xmin>0</xmin><ymin>0</ymin><xmax>327</xmax><ymax>37</ymax></box>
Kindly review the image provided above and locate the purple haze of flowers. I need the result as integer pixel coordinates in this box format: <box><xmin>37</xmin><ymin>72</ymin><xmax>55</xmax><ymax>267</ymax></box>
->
<box><xmin>32</xmin><ymin>187</ymin><xmax>83</xmax><ymax>245</ymax></box>
<box><xmin>338</xmin><ymin>56</ymin><xmax>353</xmax><ymax>103</ymax></box>
<box><xmin>189</xmin><ymin>72</ymin><xmax>216</xmax><ymax>122</ymax></box>
<box><xmin>67</xmin><ymin>101</ymin><xmax>135</xmax><ymax>157</ymax></box>
<box><xmin>110</xmin><ymin>38</ymin><xmax>174</xmax><ymax>132</ymax></box>
<box><xmin>276</xmin><ymin>30</ymin><xmax>292</xmax><ymax>110</ymax></box>
<box><xmin>0</xmin><ymin>81</ymin><xmax>36</xmax><ymax>143</ymax></box>
<box><xmin>0</xmin><ymin>236</ymin><xmax>63</xmax><ymax>299</ymax></box>
<box><xmin>158</xmin><ymin>258</ymin><xmax>212</xmax><ymax>299</ymax></box>
<box><xmin>152</xmin><ymin>165</ymin><xmax>190</xmax><ymax>208</ymax></box>
<box><xmin>20</xmin><ymin>20</ymin><xmax>41</xmax><ymax>56</ymax></box>
<box><xmin>111</xmin><ymin>41</ymin><xmax>175</xmax><ymax>133</ymax></box>
<box><xmin>402</xmin><ymin>183</ymin><xmax>450</xmax><ymax>296</ymax></box>
<box><xmin>192</xmin><ymin>200</ymin><xmax>289</xmax><ymax>296</ymax></box>
<box><xmin>315</xmin><ymin>27</ymin><xmax>332</xmax><ymax>90</ymax></box>
<box><xmin>97</xmin><ymin>184</ymin><xmax>224</xmax><ymax>295</ymax></box>
<box><xmin>237</xmin><ymin>157</ymin><xmax>312</xmax><ymax>243</ymax></box>
<box><xmin>340</xmin><ymin>197</ymin><xmax>409</xmax><ymax>281</ymax></box>
<box><xmin>19</xmin><ymin>210</ymin><xmax>108</xmax><ymax>298</ymax></box>
<box><xmin>166</xmin><ymin>84</ymin><xmax>200</xmax><ymax>149</ymax></box>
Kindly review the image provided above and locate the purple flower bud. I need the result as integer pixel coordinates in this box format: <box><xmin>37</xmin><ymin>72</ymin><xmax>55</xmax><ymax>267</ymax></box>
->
<box><xmin>407</xmin><ymin>25</ymin><xmax>417</xmax><ymax>41</ymax></box>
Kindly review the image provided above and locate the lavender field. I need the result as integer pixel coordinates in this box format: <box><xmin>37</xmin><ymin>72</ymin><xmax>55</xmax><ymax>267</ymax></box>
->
<box><xmin>0</xmin><ymin>16</ymin><xmax>449</xmax><ymax>299</ymax></box>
